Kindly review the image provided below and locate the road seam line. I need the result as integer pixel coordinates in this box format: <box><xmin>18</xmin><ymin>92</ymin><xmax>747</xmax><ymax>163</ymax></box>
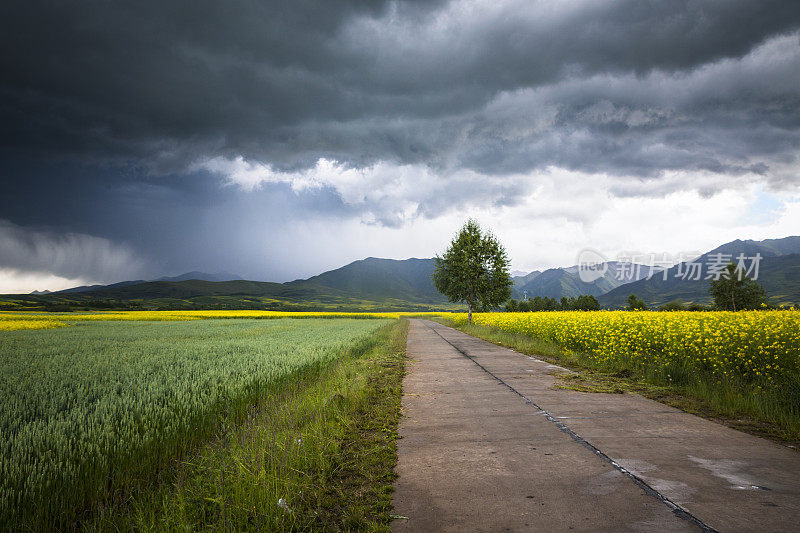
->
<box><xmin>424</xmin><ymin>321</ymin><xmax>717</xmax><ymax>533</ymax></box>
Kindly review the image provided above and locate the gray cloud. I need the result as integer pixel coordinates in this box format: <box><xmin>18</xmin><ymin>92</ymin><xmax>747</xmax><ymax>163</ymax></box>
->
<box><xmin>1</xmin><ymin>0</ymin><xmax>798</xmax><ymax>176</ymax></box>
<box><xmin>461</xmin><ymin>30</ymin><xmax>800</xmax><ymax>180</ymax></box>
<box><xmin>0</xmin><ymin>220</ymin><xmax>146</xmax><ymax>283</ymax></box>
<box><xmin>1</xmin><ymin>0</ymin><xmax>800</xmax><ymax>285</ymax></box>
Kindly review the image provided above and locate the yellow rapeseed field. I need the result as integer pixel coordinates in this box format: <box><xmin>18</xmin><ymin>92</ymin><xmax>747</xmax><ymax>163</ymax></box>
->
<box><xmin>0</xmin><ymin>319</ymin><xmax>67</xmax><ymax>331</ymax></box>
<box><xmin>0</xmin><ymin>310</ymin><xmax>447</xmax><ymax>329</ymax></box>
<box><xmin>453</xmin><ymin>310</ymin><xmax>800</xmax><ymax>387</ymax></box>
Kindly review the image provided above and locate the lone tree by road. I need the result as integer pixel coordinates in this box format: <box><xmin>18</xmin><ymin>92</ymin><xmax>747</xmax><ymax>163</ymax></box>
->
<box><xmin>432</xmin><ymin>219</ymin><xmax>512</xmax><ymax>324</ymax></box>
<box><xmin>708</xmin><ymin>262</ymin><xmax>768</xmax><ymax>311</ymax></box>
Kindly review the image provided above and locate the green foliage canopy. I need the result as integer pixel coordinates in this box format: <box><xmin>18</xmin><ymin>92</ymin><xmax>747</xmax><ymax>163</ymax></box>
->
<box><xmin>627</xmin><ymin>293</ymin><xmax>648</xmax><ymax>311</ymax></box>
<box><xmin>506</xmin><ymin>294</ymin><xmax>600</xmax><ymax>312</ymax></box>
<box><xmin>709</xmin><ymin>262</ymin><xmax>768</xmax><ymax>311</ymax></box>
<box><xmin>432</xmin><ymin>220</ymin><xmax>512</xmax><ymax>321</ymax></box>
<box><xmin>659</xmin><ymin>299</ymin><xmax>687</xmax><ymax>312</ymax></box>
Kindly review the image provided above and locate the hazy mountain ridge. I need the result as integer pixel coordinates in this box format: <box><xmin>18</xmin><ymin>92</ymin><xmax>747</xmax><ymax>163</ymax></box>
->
<box><xmin>6</xmin><ymin>259</ymin><xmax>454</xmax><ymax>311</ymax></box>
<box><xmin>56</xmin><ymin>271</ymin><xmax>242</xmax><ymax>294</ymax></box>
<box><xmin>152</xmin><ymin>271</ymin><xmax>243</xmax><ymax>283</ymax></box>
<box><xmin>599</xmin><ymin>237</ymin><xmax>800</xmax><ymax>308</ymax></box>
<box><xmin>511</xmin><ymin>261</ymin><xmax>657</xmax><ymax>300</ymax></box>
<box><xmin>5</xmin><ymin>236</ymin><xmax>800</xmax><ymax>310</ymax></box>
<box><xmin>58</xmin><ymin>280</ymin><xmax>148</xmax><ymax>294</ymax></box>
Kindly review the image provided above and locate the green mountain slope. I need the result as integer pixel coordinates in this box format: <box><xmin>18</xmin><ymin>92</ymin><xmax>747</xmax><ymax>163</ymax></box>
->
<box><xmin>512</xmin><ymin>270</ymin><xmax>542</xmax><ymax>292</ymax></box>
<box><xmin>287</xmin><ymin>257</ymin><xmax>444</xmax><ymax>302</ymax></box>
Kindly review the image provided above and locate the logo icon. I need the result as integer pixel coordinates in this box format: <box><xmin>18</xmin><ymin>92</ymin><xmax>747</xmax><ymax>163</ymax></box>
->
<box><xmin>576</xmin><ymin>248</ymin><xmax>608</xmax><ymax>283</ymax></box>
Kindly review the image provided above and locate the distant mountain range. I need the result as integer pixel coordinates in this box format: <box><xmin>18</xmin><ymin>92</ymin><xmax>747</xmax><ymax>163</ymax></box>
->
<box><xmin>58</xmin><ymin>271</ymin><xmax>243</xmax><ymax>293</ymax></box>
<box><xmin>3</xmin><ymin>236</ymin><xmax>799</xmax><ymax>310</ymax></box>
<box><xmin>152</xmin><ymin>271</ymin><xmax>243</xmax><ymax>283</ymax></box>
<box><xmin>510</xmin><ymin>237</ymin><xmax>800</xmax><ymax>307</ymax></box>
<box><xmin>598</xmin><ymin>237</ymin><xmax>800</xmax><ymax>308</ymax></box>
<box><xmin>511</xmin><ymin>261</ymin><xmax>658</xmax><ymax>300</ymax></box>
<box><xmin>4</xmin><ymin>259</ymin><xmax>454</xmax><ymax>311</ymax></box>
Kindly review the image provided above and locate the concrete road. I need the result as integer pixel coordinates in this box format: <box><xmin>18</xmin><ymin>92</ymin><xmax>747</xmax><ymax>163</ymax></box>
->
<box><xmin>392</xmin><ymin>320</ymin><xmax>800</xmax><ymax>532</ymax></box>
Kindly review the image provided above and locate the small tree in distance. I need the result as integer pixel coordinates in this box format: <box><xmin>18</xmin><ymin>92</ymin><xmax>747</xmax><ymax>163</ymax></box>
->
<box><xmin>627</xmin><ymin>294</ymin><xmax>648</xmax><ymax>311</ymax></box>
<box><xmin>432</xmin><ymin>219</ymin><xmax>512</xmax><ymax>324</ymax></box>
<box><xmin>709</xmin><ymin>262</ymin><xmax>768</xmax><ymax>311</ymax></box>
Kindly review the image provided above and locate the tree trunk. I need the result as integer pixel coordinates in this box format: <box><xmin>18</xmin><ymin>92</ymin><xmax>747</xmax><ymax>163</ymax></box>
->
<box><xmin>468</xmin><ymin>303</ymin><xmax>473</xmax><ymax>324</ymax></box>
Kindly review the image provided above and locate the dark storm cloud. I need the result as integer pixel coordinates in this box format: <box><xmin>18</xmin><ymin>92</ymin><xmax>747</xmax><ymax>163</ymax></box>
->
<box><xmin>0</xmin><ymin>0</ymin><xmax>445</xmax><ymax>169</ymax></box>
<box><xmin>2</xmin><ymin>0</ymin><xmax>799</xmax><ymax>176</ymax></box>
<box><xmin>2</xmin><ymin>0</ymin><xmax>800</xmax><ymax>285</ymax></box>
<box><xmin>0</xmin><ymin>151</ymin><xmax>359</xmax><ymax>281</ymax></box>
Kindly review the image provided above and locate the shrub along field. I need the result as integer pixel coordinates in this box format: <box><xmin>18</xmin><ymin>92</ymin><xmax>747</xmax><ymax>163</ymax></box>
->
<box><xmin>0</xmin><ymin>317</ymin><xmax>400</xmax><ymax>529</ymax></box>
<box><xmin>450</xmin><ymin>310</ymin><xmax>800</xmax><ymax>438</ymax></box>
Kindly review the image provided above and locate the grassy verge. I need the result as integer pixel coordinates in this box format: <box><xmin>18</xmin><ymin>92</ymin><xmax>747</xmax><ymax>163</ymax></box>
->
<box><xmin>85</xmin><ymin>319</ymin><xmax>407</xmax><ymax>531</ymax></box>
<box><xmin>438</xmin><ymin>318</ymin><xmax>799</xmax><ymax>448</ymax></box>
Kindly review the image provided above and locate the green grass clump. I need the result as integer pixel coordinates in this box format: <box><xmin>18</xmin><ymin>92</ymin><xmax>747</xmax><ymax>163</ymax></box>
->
<box><xmin>0</xmin><ymin>318</ymin><xmax>390</xmax><ymax>529</ymax></box>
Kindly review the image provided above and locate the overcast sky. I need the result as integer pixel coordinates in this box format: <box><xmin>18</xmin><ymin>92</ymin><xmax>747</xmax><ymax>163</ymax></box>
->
<box><xmin>1</xmin><ymin>0</ymin><xmax>799</xmax><ymax>292</ymax></box>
